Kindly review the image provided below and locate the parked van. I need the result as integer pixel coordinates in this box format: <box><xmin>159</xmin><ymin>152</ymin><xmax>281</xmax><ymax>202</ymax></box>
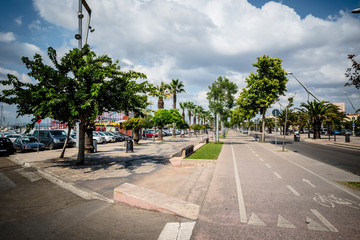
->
<box><xmin>32</xmin><ymin>130</ymin><xmax>75</xmax><ymax>150</ymax></box>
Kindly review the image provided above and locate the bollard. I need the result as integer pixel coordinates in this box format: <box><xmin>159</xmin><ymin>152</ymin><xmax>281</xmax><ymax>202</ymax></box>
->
<box><xmin>345</xmin><ymin>133</ymin><xmax>350</xmax><ymax>143</ymax></box>
<box><xmin>93</xmin><ymin>139</ymin><xmax>97</xmax><ymax>153</ymax></box>
<box><xmin>126</xmin><ymin>137</ymin><xmax>134</xmax><ymax>153</ymax></box>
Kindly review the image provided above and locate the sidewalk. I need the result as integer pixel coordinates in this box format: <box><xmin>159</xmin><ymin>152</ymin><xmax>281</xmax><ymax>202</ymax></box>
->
<box><xmin>9</xmin><ymin>135</ymin><xmax>216</xmax><ymax>220</ymax></box>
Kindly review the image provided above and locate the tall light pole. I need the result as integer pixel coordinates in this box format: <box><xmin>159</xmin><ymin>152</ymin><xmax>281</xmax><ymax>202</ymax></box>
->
<box><xmin>76</xmin><ymin>0</ymin><xmax>94</xmax><ymax>50</ymax></box>
<box><xmin>288</xmin><ymin>72</ymin><xmax>320</xmax><ymax>138</ymax></box>
<box><xmin>343</xmin><ymin>92</ymin><xmax>357</xmax><ymax>136</ymax></box>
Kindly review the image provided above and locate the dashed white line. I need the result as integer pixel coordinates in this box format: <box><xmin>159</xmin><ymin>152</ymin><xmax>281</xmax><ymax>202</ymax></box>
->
<box><xmin>286</xmin><ymin>185</ymin><xmax>300</xmax><ymax>196</ymax></box>
<box><xmin>273</xmin><ymin>172</ymin><xmax>282</xmax><ymax>179</ymax></box>
<box><xmin>259</xmin><ymin>158</ymin><xmax>264</xmax><ymax>162</ymax></box>
<box><xmin>311</xmin><ymin>209</ymin><xmax>338</xmax><ymax>232</ymax></box>
<box><xmin>231</xmin><ymin>143</ymin><xmax>247</xmax><ymax>223</ymax></box>
<box><xmin>265</xmin><ymin>164</ymin><xmax>271</xmax><ymax>169</ymax></box>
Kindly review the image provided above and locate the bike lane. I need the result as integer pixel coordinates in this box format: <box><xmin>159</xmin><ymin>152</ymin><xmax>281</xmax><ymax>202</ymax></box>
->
<box><xmin>192</xmin><ymin>131</ymin><xmax>360</xmax><ymax>239</ymax></box>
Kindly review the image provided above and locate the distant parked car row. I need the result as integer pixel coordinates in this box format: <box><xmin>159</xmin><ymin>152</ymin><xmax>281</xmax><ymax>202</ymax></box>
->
<box><xmin>0</xmin><ymin>129</ymin><xmax>130</xmax><ymax>155</ymax></box>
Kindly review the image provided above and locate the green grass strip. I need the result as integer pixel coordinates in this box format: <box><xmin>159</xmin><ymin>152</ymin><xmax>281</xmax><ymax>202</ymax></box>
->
<box><xmin>185</xmin><ymin>142</ymin><xmax>224</xmax><ymax>160</ymax></box>
<box><xmin>343</xmin><ymin>182</ymin><xmax>360</xmax><ymax>190</ymax></box>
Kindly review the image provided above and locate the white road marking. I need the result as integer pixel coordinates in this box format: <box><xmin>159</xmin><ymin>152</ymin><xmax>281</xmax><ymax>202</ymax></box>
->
<box><xmin>231</xmin><ymin>143</ymin><xmax>247</xmax><ymax>223</ymax></box>
<box><xmin>259</xmin><ymin>157</ymin><xmax>264</xmax><ymax>162</ymax></box>
<box><xmin>15</xmin><ymin>168</ymin><xmax>42</xmax><ymax>182</ymax></box>
<box><xmin>255</xmin><ymin>154</ymin><xmax>259</xmax><ymax>157</ymax></box>
<box><xmin>306</xmin><ymin>217</ymin><xmax>329</xmax><ymax>232</ymax></box>
<box><xmin>0</xmin><ymin>172</ymin><xmax>16</xmax><ymax>191</ymax></box>
<box><xmin>248</xmin><ymin>213</ymin><xmax>266</xmax><ymax>226</ymax></box>
<box><xmin>265</xmin><ymin>164</ymin><xmax>271</xmax><ymax>169</ymax></box>
<box><xmin>311</xmin><ymin>209</ymin><xmax>338</xmax><ymax>232</ymax></box>
<box><xmin>273</xmin><ymin>172</ymin><xmax>282</xmax><ymax>179</ymax></box>
<box><xmin>251</xmin><ymin>151</ymin><xmax>255</xmax><ymax>154</ymax></box>
<box><xmin>286</xmin><ymin>185</ymin><xmax>300</xmax><ymax>196</ymax></box>
<box><xmin>277</xmin><ymin>215</ymin><xmax>296</xmax><ymax>229</ymax></box>
<box><xmin>158</xmin><ymin>222</ymin><xmax>196</xmax><ymax>240</ymax></box>
<box><xmin>261</xmin><ymin>144</ymin><xmax>360</xmax><ymax>201</ymax></box>
<box><xmin>302</xmin><ymin>178</ymin><xmax>316</xmax><ymax>188</ymax></box>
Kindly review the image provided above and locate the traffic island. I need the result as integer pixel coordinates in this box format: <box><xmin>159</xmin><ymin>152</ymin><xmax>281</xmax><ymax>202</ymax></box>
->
<box><xmin>114</xmin><ymin>182</ymin><xmax>200</xmax><ymax>220</ymax></box>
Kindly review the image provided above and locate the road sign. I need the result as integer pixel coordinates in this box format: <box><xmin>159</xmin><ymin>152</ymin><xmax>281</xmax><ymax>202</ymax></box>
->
<box><xmin>272</xmin><ymin>109</ymin><xmax>280</xmax><ymax>117</ymax></box>
<box><xmin>353</xmin><ymin>123</ymin><xmax>356</xmax><ymax>128</ymax></box>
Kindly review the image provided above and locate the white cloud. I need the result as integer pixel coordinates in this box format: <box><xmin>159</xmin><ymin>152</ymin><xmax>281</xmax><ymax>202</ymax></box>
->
<box><xmin>7</xmin><ymin>0</ymin><xmax>360</xmax><ymax>116</ymax></box>
<box><xmin>0</xmin><ymin>32</ymin><xmax>16</xmax><ymax>42</ymax></box>
<box><xmin>15</xmin><ymin>16</ymin><xmax>22</xmax><ymax>26</ymax></box>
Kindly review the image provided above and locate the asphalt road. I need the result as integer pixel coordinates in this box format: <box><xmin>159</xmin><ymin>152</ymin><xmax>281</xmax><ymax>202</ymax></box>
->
<box><xmin>193</xmin><ymin>131</ymin><xmax>360</xmax><ymax>239</ymax></box>
<box><xmin>262</xmin><ymin>134</ymin><xmax>360</xmax><ymax>176</ymax></box>
<box><xmin>0</xmin><ymin>157</ymin><xmax>180</xmax><ymax>240</ymax></box>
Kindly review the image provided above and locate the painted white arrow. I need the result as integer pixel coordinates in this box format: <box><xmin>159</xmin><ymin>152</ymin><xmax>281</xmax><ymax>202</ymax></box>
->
<box><xmin>303</xmin><ymin>178</ymin><xmax>316</xmax><ymax>187</ymax></box>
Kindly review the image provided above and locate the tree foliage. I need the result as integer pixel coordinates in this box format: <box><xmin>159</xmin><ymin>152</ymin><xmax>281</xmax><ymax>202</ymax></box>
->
<box><xmin>0</xmin><ymin>45</ymin><xmax>150</xmax><ymax>164</ymax></box>
<box><xmin>238</xmin><ymin>55</ymin><xmax>288</xmax><ymax>141</ymax></box>
<box><xmin>153</xmin><ymin>109</ymin><xmax>182</xmax><ymax>140</ymax></box>
<box><xmin>345</xmin><ymin>54</ymin><xmax>360</xmax><ymax>89</ymax></box>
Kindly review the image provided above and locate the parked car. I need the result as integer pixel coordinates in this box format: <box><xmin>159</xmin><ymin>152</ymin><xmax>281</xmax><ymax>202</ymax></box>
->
<box><xmin>107</xmin><ymin>132</ymin><xmax>124</xmax><ymax>142</ymax></box>
<box><xmin>93</xmin><ymin>131</ymin><xmax>106</xmax><ymax>144</ymax></box>
<box><xmin>13</xmin><ymin>136</ymin><xmax>45</xmax><ymax>152</ymax></box>
<box><xmin>103</xmin><ymin>132</ymin><xmax>116</xmax><ymax>142</ymax></box>
<box><xmin>144</xmin><ymin>129</ymin><xmax>158</xmax><ymax>138</ymax></box>
<box><xmin>0</xmin><ymin>137</ymin><xmax>15</xmax><ymax>155</ymax></box>
<box><xmin>4</xmin><ymin>134</ymin><xmax>21</xmax><ymax>142</ymax></box>
<box><xmin>32</xmin><ymin>130</ymin><xmax>75</xmax><ymax>150</ymax></box>
<box><xmin>94</xmin><ymin>131</ymin><xmax>113</xmax><ymax>143</ymax></box>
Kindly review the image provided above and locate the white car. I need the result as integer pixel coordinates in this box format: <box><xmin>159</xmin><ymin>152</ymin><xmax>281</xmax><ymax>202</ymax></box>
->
<box><xmin>93</xmin><ymin>131</ymin><xmax>106</xmax><ymax>144</ymax></box>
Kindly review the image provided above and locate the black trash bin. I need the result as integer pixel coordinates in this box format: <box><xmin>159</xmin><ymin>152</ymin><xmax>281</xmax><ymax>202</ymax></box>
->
<box><xmin>126</xmin><ymin>137</ymin><xmax>134</xmax><ymax>153</ymax></box>
<box><xmin>345</xmin><ymin>133</ymin><xmax>350</xmax><ymax>143</ymax></box>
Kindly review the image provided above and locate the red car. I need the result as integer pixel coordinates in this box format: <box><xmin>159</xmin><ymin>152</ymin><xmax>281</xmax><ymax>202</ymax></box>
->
<box><xmin>144</xmin><ymin>130</ymin><xmax>158</xmax><ymax>138</ymax></box>
<box><xmin>0</xmin><ymin>137</ymin><xmax>15</xmax><ymax>155</ymax></box>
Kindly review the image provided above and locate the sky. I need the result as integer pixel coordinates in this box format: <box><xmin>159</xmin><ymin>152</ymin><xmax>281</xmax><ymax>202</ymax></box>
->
<box><xmin>1</xmin><ymin>0</ymin><xmax>360</xmax><ymax>125</ymax></box>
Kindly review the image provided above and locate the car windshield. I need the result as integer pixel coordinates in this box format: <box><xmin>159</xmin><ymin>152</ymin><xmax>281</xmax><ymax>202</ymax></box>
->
<box><xmin>0</xmin><ymin>138</ymin><xmax>12</xmax><ymax>143</ymax></box>
<box><xmin>22</xmin><ymin>137</ymin><xmax>38</xmax><ymax>143</ymax></box>
<box><xmin>50</xmin><ymin>130</ymin><xmax>67</xmax><ymax>136</ymax></box>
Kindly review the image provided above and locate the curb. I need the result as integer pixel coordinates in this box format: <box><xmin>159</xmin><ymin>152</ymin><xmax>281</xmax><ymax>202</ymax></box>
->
<box><xmin>8</xmin><ymin>155</ymin><xmax>114</xmax><ymax>204</ymax></box>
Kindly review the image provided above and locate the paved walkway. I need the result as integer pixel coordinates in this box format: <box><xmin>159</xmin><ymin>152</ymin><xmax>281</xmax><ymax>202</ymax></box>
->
<box><xmin>9</xmin><ymin>135</ymin><xmax>216</xmax><ymax>219</ymax></box>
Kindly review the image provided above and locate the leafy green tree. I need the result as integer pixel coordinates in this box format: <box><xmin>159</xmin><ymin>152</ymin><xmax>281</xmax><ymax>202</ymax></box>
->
<box><xmin>122</xmin><ymin>118</ymin><xmax>143</xmax><ymax>144</ymax></box>
<box><xmin>345</xmin><ymin>54</ymin><xmax>360</xmax><ymax>90</ymax></box>
<box><xmin>242</xmin><ymin>55</ymin><xmax>288</xmax><ymax>142</ymax></box>
<box><xmin>169</xmin><ymin>79</ymin><xmax>186</xmax><ymax>136</ymax></box>
<box><xmin>0</xmin><ymin>46</ymin><xmax>149</xmax><ymax>165</ymax></box>
<box><xmin>207</xmin><ymin>76</ymin><xmax>238</xmax><ymax>141</ymax></box>
<box><xmin>153</xmin><ymin>109</ymin><xmax>182</xmax><ymax>140</ymax></box>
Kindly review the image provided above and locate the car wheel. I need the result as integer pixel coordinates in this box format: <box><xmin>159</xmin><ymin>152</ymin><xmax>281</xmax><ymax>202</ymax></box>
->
<box><xmin>49</xmin><ymin>142</ymin><xmax>55</xmax><ymax>150</ymax></box>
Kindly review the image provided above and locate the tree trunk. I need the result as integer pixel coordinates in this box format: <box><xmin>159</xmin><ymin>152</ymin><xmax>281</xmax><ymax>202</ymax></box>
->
<box><xmin>60</xmin><ymin>125</ymin><xmax>72</xmax><ymax>158</ymax></box>
<box><xmin>314</xmin><ymin>121</ymin><xmax>321</xmax><ymax>139</ymax></box>
<box><xmin>172</xmin><ymin>123</ymin><xmax>176</xmax><ymax>137</ymax></box>
<box><xmin>158</xmin><ymin>128</ymin><xmax>163</xmax><ymax>140</ymax></box>
<box><xmin>261</xmin><ymin>110</ymin><xmax>266</xmax><ymax>142</ymax></box>
<box><xmin>133</xmin><ymin>128</ymin><xmax>140</xmax><ymax>145</ymax></box>
<box><xmin>76</xmin><ymin>120</ymin><xmax>86</xmax><ymax>165</ymax></box>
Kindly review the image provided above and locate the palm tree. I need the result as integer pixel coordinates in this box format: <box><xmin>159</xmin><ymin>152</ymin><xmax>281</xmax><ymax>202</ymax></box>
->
<box><xmin>186</xmin><ymin>101</ymin><xmax>195</xmax><ymax>126</ymax></box>
<box><xmin>300</xmin><ymin>100</ymin><xmax>340</xmax><ymax>139</ymax></box>
<box><xmin>151</xmin><ymin>81</ymin><xmax>170</xmax><ymax>110</ymax></box>
<box><xmin>179</xmin><ymin>102</ymin><xmax>186</xmax><ymax>122</ymax></box>
<box><xmin>169</xmin><ymin>79</ymin><xmax>186</xmax><ymax>136</ymax></box>
<box><xmin>169</xmin><ymin>79</ymin><xmax>186</xmax><ymax>109</ymax></box>
<box><xmin>150</xmin><ymin>81</ymin><xmax>170</xmax><ymax>140</ymax></box>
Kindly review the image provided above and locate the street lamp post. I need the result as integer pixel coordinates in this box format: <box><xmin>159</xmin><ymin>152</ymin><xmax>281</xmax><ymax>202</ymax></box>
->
<box><xmin>288</xmin><ymin>72</ymin><xmax>320</xmax><ymax>138</ymax></box>
<box><xmin>76</xmin><ymin>0</ymin><xmax>94</xmax><ymax>50</ymax></box>
<box><xmin>343</xmin><ymin>92</ymin><xmax>357</xmax><ymax>136</ymax></box>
